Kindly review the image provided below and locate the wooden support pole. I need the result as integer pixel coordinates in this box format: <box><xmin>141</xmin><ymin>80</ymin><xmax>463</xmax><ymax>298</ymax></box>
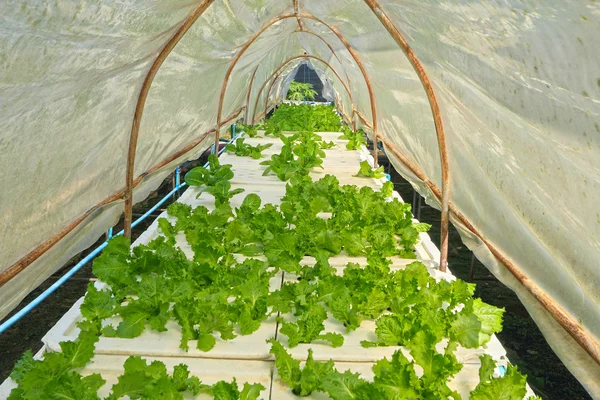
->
<box><xmin>124</xmin><ymin>0</ymin><xmax>216</xmax><ymax>238</ymax></box>
<box><xmin>364</xmin><ymin>0</ymin><xmax>450</xmax><ymax>271</ymax></box>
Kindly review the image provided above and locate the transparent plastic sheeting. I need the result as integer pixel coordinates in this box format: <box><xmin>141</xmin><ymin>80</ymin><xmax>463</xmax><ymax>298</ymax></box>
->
<box><xmin>0</xmin><ymin>0</ymin><xmax>598</xmax><ymax>395</ymax></box>
<box><xmin>276</xmin><ymin>61</ymin><xmax>337</xmax><ymax>104</ymax></box>
<box><xmin>267</xmin><ymin>61</ymin><xmax>337</xmax><ymax>113</ymax></box>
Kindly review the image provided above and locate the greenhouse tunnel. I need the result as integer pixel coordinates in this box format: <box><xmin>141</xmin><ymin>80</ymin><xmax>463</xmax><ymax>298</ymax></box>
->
<box><xmin>0</xmin><ymin>0</ymin><xmax>599</xmax><ymax>398</ymax></box>
<box><xmin>289</xmin><ymin>63</ymin><xmax>329</xmax><ymax>103</ymax></box>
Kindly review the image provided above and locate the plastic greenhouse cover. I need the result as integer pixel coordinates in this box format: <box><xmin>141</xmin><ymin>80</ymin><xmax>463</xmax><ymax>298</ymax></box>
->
<box><xmin>276</xmin><ymin>61</ymin><xmax>337</xmax><ymax>103</ymax></box>
<box><xmin>0</xmin><ymin>0</ymin><xmax>598</xmax><ymax>395</ymax></box>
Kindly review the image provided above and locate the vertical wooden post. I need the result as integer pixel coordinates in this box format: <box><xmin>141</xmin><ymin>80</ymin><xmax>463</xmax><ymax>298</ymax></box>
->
<box><xmin>124</xmin><ymin>0</ymin><xmax>215</xmax><ymax>238</ymax></box>
<box><xmin>363</xmin><ymin>0</ymin><xmax>450</xmax><ymax>271</ymax></box>
<box><xmin>245</xmin><ymin>65</ymin><xmax>260</xmax><ymax>125</ymax></box>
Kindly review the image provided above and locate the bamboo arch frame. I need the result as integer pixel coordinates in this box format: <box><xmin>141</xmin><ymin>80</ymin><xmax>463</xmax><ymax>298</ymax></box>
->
<box><xmin>123</xmin><ymin>0</ymin><xmax>216</xmax><ymax>238</ymax></box>
<box><xmin>249</xmin><ymin>55</ymin><xmax>355</xmax><ymax>124</ymax></box>
<box><xmin>244</xmin><ymin>65</ymin><xmax>260</xmax><ymax>124</ymax></box>
<box><xmin>355</xmin><ymin>109</ymin><xmax>373</xmax><ymax>129</ymax></box>
<box><xmin>292</xmin><ymin>30</ymin><xmax>351</xmax><ymax>83</ymax></box>
<box><xmin>261</xmin><ymin>61</ymin><xmax>348</xmax><ymax>122</ymax></box>
<box><xmin>292</xmin><ymin>0</ymin><xmax>303</xmax><ymax>31</ymax></box>
<box><xmin>243</xmin><ymin>28</ymin><xmax>352</xmax><ymax>125</ymax></box>
<box><xmin>213</xmin><ymin>12</ymin><xmax>379</xmax><ymax>165</ymax></box>
<box><xmin>0</xmin><ymin>105</ymin><xmax>243</xmax><ymax>287</ymax></box>
<box><xmin>364</xmin><ymin>0</ymin><xmax>450</xmax><ymax>272</ymax></box>
<box><xmin>2</xmin><ymin>0</ymin><xmax>597</xmax><ymax>374</ymax></box>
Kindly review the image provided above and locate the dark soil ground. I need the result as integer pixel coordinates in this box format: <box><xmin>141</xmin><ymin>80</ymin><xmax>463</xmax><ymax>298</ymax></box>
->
<box><xmin>0</xmin><ymin>145</ymin><xmax>592</xmax><ymax>400</ymax></box>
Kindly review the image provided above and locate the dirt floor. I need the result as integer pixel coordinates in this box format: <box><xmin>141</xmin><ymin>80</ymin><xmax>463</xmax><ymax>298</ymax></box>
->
<box><xmin>0</xmin><ymin>148</ymin><xmax>592</xmax><ymax>400</ymax></box>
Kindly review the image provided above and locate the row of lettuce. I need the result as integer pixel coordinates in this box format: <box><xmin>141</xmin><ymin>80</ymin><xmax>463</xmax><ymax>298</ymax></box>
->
<box><xmin>6</xmin><ymin>104</ymin><xmax>538</xmax><ymax>400</ymax></box>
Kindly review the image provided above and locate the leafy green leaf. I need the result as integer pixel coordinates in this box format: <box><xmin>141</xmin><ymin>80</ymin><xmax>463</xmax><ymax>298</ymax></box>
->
<box><xmin>9</xmin><ymin>350</ymin><xmax>35</xmax><ymax>385</ymax></box>
<box><xmin>470</xmin><ymin>364</ymin><xmax>528</xmax><ymax>400</ymax></box>
<box><xmin>297</xmin><ymin>349</ymin><xmax>335</xmax><ymax>396</ymax></box>
<box><xmin>321</xmin><ymin>370</ymin><xmax>370</xmax><ymax>400</ymax></box>
<box><xmin>451</xmin><ymin>313</ymin><xmax>482</xmax><ymax>348</ymax></box>
<box><xmin>472</xmin><ymin>298</ymin><xmax>505</xmax><ymax>346</ymax></box>
<box><xmin>316</xmin><ymin>332</ymin><xmax>344</xmax><ymax>348</ymax></box>
<box><xmin>478</xmin><ymin>354</ymin><xmax>497</xmax><ymax>382</ymax></box>
<box><xmin>268</xmin><ymin>339</ymin><xmax>301</xmax><ymax>388</ymax></box>
<box><xmin>372</xmin><ymin>350</ymin><xmax>421</xmax><ymax>398</ymax></box>
<box><xmin>59</xmin><ymin>327</ymin><xmax>99</xmax><ymax>368</ymax></box>
<box><xmin>81</xmin><ymin>283</ymin><xmax>116</xmax><ymax>321</ymax></box>
<box><xmin>240</xmin><ymin>382</ymin><xmax>265</xmax><ymax>400</ymax></box>
<box><xmin>212</xmin><ymin>379</ymin><xmax>240</xmax><ymax>399</ymax></box>
<box><xmin>354</xmin><ymin>161</ymin><xmax>385</xmax><ymax>179</ymax></box>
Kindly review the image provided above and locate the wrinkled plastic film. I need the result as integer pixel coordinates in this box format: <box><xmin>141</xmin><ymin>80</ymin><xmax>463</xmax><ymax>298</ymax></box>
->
<box><xmin>0</xmin><ymin>0</ymin><xmax>201</xmax><ymax>317</ymax></box>
<box><xmin>0</xmin><ymin>1</ymin><xmax>598</xmax><ymax>394</ymax></box>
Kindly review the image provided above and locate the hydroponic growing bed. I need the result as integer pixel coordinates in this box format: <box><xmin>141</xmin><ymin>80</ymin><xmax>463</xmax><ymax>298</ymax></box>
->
<box><xmin>1</xmin><ymin>105</ymin><xmax>537</xmax><ymax>399</ymax></box>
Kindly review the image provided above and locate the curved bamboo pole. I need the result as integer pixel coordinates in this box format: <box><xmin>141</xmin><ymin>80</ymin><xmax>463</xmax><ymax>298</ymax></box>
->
<box><xmin>243</xmin><ymin>28</ymin><xmax>349</xmax><ymax>126</ymax></box>
<box><xmin>355</xmin><ymin>109</ymin><xmax>373</xmax><ymax>129</ymax></box>
<box><xmin>0</xmin><ymin>106</ymin><xmax>244</xmax><ymax>287</ymax></box>
<box><xmin>255</xmin><ymin>102</ymin><xmax>276</xmax><ymax>122</ymax></box>
<box><xmin>298</xmin><ymin>13</ymin><xmax>380</xmax><ymax>166</ymax></box>
<box><xmin>292</xmin><ymin>30</ymin><xmax>349</xmax><ymax>80</ymax></box>
<box><xmin>244</xmin><ymin>65</ymin><xmax>260</xmax><ymax>124</ymax></box>
<box><xmin>379</xmin><ymin>136</ymin><xmax>600</xmax><ymax>368</ymax></box>
<box><xmin>292</xmin><ymin>0</ymin><xmax>303</xmax><ymax>31</ymax></box>
<box><xmin>255</xmin><ymin>55</ymin><xmax>355</xmax><ymax>123</ymax></box>
<box><xmin>363</xmin><ymin>0</ymin><xmax>450</xmax><ymax>271</ymax></box>
<box><xmin>292</xmin><ymin>29</ymin><xmax>354</xmax><ymax>101</ymax></box>
<box><xmin>214</xmin><ymin>13</ymin><xmax>379</xmax><ymax>164</ymax></box>
<box><xmin>123</xmin><ymin>0</ymin><xmax>215</xmax><ymax>238</ymax></box>
<box><xmin>256</xmin><ymin>71</ymin><xmax>285</xmax><ymax>122</ymax></box>
<box><xmin>214</xmin><ymin>13</ymin><xmax>295</xmax><ymax>152</ymax></box>
<box><xmin>263</xmin><ymin>72</ymin><xmax>287</xmax><ymax>119</ymax></box>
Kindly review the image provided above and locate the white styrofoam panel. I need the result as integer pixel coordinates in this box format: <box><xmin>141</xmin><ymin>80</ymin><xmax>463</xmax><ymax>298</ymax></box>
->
<box><xmin>418</xmin><ymin>231</ymin><xmax>442</xmax><ymax>264</ymax></box>
<box><xmin>1</xmin><ymin>355</ymin><xmax>273</xmax><ymax>400</ymax></box>
<box><xmin>43</xmin><ymin>270</ymin><xmax>283</xmax><ymax>361</ymax></box>
<box><xmin>42</xmin><ymin>295</ymin><xmax>281</xmax><ymax>361</ymax></box>
<box><xmin>276</xmin><ymin>311</ymin><xmax>506</xmax><ymax>365</ymax></box>
<box><xmin>227</xmin><ymin>167</ymin><xmax>383</xmax><ymax>190</ymax></box>
<box><xmin>271</xmin><ymin>360</ymin><xmax>537</xmax><ymax>400</ymax></box>
<box><xmin>0</xmin><ymin>376</ymin><xmax>15</xmax><ymax>398</ymax></box>
<box><xmin>300</xmin><ymin>255</ymin><xmax>438</xmax><ymax>270</ymax></box>
<box><xmin>184</xmin><ymin>187</ymin><xmax>286</xmax><ymax>209</ymax></box>
<box><xmin>277</xmin><ymin>264</ymin><xmax>506</xmax><ymax>365</ymax></box>
<box><xmin>254</xmin><ymin>130</ymin><xmax>346</xmax><ymax>143</ymax></box>
<box><xmin>232</xmin><ymin>254</ymin><xmax>437</xmax><ymax>273</ymax></box>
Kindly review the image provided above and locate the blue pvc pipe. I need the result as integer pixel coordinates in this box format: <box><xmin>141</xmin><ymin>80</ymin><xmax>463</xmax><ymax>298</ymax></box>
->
<box><xmin>129</xmin><ymin>185</ymin><xmax>184</xmax><ymax>230</ymax></box>
<box><xmin>498</xmin><ymin>365</ymin><xmax>507</xmax><ymax>377</ymax></box>
<box><xmin>0</xmin><ymin>126</ymin><xmax>247</xmax><ymax>335</ymax></box>
<box><xmin>0</xmin><ymin>242</ymin><xmax>108</xmax><ymax>334</ymax></box>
